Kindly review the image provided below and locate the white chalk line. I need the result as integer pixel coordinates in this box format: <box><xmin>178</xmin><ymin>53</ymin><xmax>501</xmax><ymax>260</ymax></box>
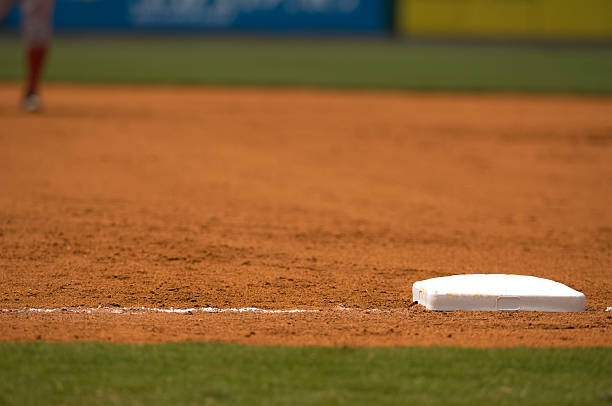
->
<box><xmin>3</xmin><ymin>305</ymin><xmax>610</xmax><ymax>314</ymax></box>
<box><xmin>2</xmin><ymin>306</ymin><xmax>610</xmax><ymax>314</ymax></box>
<box><xmin>1</xmin><ymin>306</ymin><xmax>323</xmax><ymax>315</ymax></box>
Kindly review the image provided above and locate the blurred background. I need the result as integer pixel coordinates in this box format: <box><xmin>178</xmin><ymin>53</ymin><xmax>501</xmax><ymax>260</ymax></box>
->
<box><xmin>2</xmin><ymin>0</ymin><xmax>611</xmax><ymax>40</ymax></box>
<box><xmin>1</xmin><ymin>0</ymin><xmax>611</xmax><ymax>93</ymax></box>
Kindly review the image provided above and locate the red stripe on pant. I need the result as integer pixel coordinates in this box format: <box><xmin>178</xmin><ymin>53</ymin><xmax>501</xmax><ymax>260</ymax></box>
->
<box><xmin>26</xmin><ymin>45</ymin><xmax>47</xmax><ymax>95</ymax></box>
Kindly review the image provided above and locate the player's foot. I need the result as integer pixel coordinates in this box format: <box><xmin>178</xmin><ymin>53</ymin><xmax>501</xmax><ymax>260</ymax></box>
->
<box><xmin>22</xmin><ymin>92</ymin><xmax>42</xmax><ymax>113</ymax></box>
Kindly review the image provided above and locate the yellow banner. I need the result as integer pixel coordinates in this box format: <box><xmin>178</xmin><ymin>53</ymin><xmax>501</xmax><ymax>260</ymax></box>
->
<box><xmin>397</xmin><ymin>0</ymin><xmax>612</xmax><ymax>39</ymax></box>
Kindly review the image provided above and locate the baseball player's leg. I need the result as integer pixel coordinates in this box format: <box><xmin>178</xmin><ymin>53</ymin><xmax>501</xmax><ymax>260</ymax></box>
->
<box><xmin>22</xmin><ymin>0</ymin><xmax>55</xmax><ymax>111</ymax></box>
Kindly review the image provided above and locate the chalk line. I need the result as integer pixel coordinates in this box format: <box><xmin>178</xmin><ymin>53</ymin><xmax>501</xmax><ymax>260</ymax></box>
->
<box><xmin>1</xmin><ymin>306</ymin><xmax>319</xmax><ymax>315</ymax></box>
<box><xmin>3</xmin><ymin>306</ymin><xmax>609</xmax><ymax>314</ymax></box>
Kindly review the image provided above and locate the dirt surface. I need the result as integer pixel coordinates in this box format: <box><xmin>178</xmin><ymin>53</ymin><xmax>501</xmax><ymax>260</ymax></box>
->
<box><xmin>1</xmin><ymin>84</ymin><xmax>611</xmax><ymax>346</ymax></box>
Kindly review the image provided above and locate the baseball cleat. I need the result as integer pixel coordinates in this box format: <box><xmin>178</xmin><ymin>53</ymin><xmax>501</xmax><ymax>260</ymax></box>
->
<box><xmin>22</xmin><ymin>92</ymin><xmax>42</xmax><ymax>113</ymax></box>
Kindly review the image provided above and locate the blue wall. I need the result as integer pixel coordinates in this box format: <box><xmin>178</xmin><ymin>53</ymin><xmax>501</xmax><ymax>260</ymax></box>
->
<box><xmin>3</xmin><ymin>0</ymin><xmax>391</xmax><ymax>34</ymax></box>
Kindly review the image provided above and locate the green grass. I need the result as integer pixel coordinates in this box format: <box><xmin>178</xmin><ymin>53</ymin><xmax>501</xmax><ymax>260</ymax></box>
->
<box><xmin>0</xmin><ymin>343</ymin><xmax>610</xmax><ymax>406</ymax></box>
<box><xmin>1</xmin><ymin>37</ymin><xmax>612</xmax><ymax>93</ymax></box>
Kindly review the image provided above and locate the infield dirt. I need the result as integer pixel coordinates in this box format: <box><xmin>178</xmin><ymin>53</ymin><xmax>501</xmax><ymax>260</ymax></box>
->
<box><xmin>1</xmin><ymin>84</ymin><xmax>611</xmax><ymax>346</ymax></box>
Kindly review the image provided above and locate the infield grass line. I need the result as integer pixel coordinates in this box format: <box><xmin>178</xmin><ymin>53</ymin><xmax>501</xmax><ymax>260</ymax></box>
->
<box><xmin>1</xmin><ymin>37</ymin><xmax>611</xmax><ymax>93</ymax></box>
<box><xmin>0</xmin><ymin>343</ymin><xmax>610</xmax><ymax>406</ymax></box>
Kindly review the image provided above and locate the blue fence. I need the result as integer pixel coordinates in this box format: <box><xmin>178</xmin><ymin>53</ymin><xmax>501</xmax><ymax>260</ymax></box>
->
<box><xmin>3</xmin><ymin>0</ymin><xmax>391</xmax><ymax>34</ymax></box>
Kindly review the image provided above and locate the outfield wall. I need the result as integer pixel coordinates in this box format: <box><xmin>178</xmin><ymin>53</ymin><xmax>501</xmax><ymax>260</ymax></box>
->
<box><xmin>2</xmin><ymin>0</ymin><xmax>392</xmax><ymax>34</ymax></box>
<box><xmin>396</xmin><ymin>0</ymin><xmax>612</xmax><ymax>40</ymax></box>
<box><xmin>3</xmin><ymin>0</ymin><xmax>612</xmax><ymax>40</ymax></box>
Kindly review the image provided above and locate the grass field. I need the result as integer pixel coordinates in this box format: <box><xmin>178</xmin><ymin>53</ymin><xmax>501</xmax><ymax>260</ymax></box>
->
<box><xmin>1</xmin><ymin>343</ymin><xmax>610</xmax><ymax>406</ymax></box>
<box><xmin>1</xmin><ymin>36</ymin><xmax>612</xmax><ymax>93</ymax></box>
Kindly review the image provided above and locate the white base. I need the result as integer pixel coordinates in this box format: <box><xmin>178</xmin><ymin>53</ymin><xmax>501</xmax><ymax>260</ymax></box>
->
<box><xmin>412</xmin><ymin>274</ymin><xmax>585</xmax><ymax>312</ymax></box>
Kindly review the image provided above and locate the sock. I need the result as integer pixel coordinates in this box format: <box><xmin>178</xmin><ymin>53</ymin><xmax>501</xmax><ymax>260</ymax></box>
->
<box><xmin>26</xmin><ymin>46</ymin><xmax>47</xmax><ymax>95</ymax></box>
